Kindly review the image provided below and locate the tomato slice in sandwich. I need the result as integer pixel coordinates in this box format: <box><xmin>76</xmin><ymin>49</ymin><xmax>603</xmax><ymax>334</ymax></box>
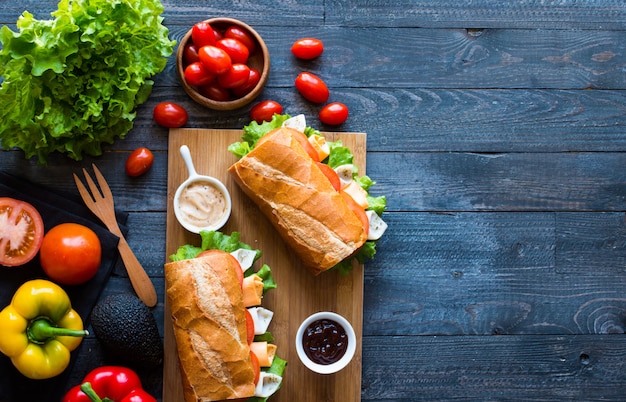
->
<box><xmin>245</xmin><ymin>309</ymin><xmax>255</xmax><ymax>345</ymax></box>
<box><xmin>316</xmin><ymin>162</ymin><xmax>341</xmax><ymax>191</ymax></box>
<box><xmin>196</xmin><ymin>249</ymin><xmax>244</xmax><ymax>289</ymax></box>
<box><xmin>250</xmin><ymin>351</ymin><xmax>261</xmax><ymax>385</ymax></box>
<box><xmin>255</xmin><ymin>128</ymin><xmax>320</xmax><ymax>162</ymax></box>
<box><xmin>0</xmin><ymin>197</ymin><xmax>44</xmax><ymax>267</ymax></box>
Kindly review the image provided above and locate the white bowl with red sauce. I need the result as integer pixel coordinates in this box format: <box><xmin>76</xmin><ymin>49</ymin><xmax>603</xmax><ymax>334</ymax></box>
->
<box><xmin>295</xmin><ymin>311</ymin><xmax>356</xmax><ymax>374</ymax></box>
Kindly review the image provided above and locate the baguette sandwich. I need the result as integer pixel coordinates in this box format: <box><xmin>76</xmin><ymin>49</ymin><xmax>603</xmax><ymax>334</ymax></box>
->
<box><xmin>228</xmin><ymin>114</ymin><xmax>387</xmax><ymax>275</ymax></box>
<box><xmin>166</xmin><ymin>231</ymin><xmax>286</xmax><ymax>402</ymax></box>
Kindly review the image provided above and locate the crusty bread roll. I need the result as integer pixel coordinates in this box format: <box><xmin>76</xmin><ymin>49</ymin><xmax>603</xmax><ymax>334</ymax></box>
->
<box><xmin>164</xmin><ymin>252</ymin><xmax>255</xmax><ymax>401</ymax></box>
<box><xmin>228</xmin><ymin>127</ymin><xmax>366</xmax><ymax>275</ymax></box>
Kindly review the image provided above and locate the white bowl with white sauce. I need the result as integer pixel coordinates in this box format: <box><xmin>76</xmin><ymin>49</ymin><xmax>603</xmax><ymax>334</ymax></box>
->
<box><xmin>174</xmin><ymin>145</ymin><xmax>231</xmax><ymax>233</ymax></box>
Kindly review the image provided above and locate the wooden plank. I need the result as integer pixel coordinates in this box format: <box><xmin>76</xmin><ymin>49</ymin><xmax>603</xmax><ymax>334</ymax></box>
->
<box><xmin>361</xmin><ymin>335</ymin><xmax>626</xmax><ymax>400</ymax></box>
<box><xmin>326</xmin><ymin>0</ymin><xmax>626</xmax><ymax>29</ymax></box>
<box><xmin>163</xmin><ymin>128</ymin><xmax>366</xmax><ymax>402</ymax></box>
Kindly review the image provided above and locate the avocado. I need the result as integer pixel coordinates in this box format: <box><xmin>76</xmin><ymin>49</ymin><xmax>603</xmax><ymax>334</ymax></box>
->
<box><xmin>90</xmin><ymin>292</ymin><xmax>163</xmax><ymax>368</ymax></box>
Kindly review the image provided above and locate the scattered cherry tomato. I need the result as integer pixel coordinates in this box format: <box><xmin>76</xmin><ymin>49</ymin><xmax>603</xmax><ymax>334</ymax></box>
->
<box><xmin>191</xmin><ymin>21</ymin><xmax>216</xmax><ymax>47</ymax></box>
<box><xmin>316</xmin><ymin>162</ymin><xmax>341</xmax><ymax>191</ymax></box>
<box><xmin>184</xmin><ymin>61</ymin><xmax>215</xmax><ymax>87</ymax></box>
<box><xmin>198</xmin><ymin>45</ymin><xmax>232</xmax><ymax>75</ymax></box>
<box><xmin>126</xmin><ymin>147</ymin><xmax>154</xmax><ymax>177</ymax></box>
<box><xmin>0</xmin><ymin>198</ymin><xmax>44</xmax><ymax>267</ymax></box>
<box><xmin>224</xmin><ymin>25</ymin><xmax>256</xmax><ymax>54</ymax></box>
<box><xmin>250</xmin><ymin>100</ymin><xmax>283</xmax><ymax>124</ymax></box>
<box><xmin>199</xmin><ymin>81</ymin><xmax>232</xmax><ymax>101</ymax></box>
<box><xmin>291</xmin><ymin>38</ymin><xmax>324</xmax><ymax>59</ymax></box>
<box><xmin>232</xmin><ymin>67</ymin><xmax>261</xmax><ymax>97</ymax></box>
<box><xmin>153</xmin><ymin>101</ymin><xmax>189</xmax><ymax>128</ymax></box>
<box><xmin>216</xmin><ymin>38</ymin><xmax>249</xmax><ymax>64</ymax></box>
<box><xmin>40</xmin><ymin>223</ymin><xmax>102</xmax><ymax>285</ymax></box>
<box><xmin>319</xmin><ymin>102</ymin><xmax>349</xmax><ymax>125</ymax></box>
<box><xmin>295</xmin><ymin>72</ymin><xmax>329</xmax><ymax>103</ymax></box>
<box><xmin>183</xmin><ymin>43</ymin><xmax>200</xmax><ymax>64</ymax></box>
<box><xmin>217</xmin><ymin>63</ymin><xmax>251</xmax><ymax>89</ymax></box>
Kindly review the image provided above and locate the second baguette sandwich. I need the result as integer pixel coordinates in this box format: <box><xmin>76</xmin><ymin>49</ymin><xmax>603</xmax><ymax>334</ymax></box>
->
<box><xmin>228</xmin><ymin>126</ymin><xmax>367</xmax><ymax>274</ymax></box>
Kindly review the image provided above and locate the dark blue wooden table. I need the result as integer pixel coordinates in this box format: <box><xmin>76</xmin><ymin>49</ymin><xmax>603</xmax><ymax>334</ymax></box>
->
<box><xmin>2</xmin><ymin>1</ymin><xmax>626</xmax><ymax>400</ymax></box>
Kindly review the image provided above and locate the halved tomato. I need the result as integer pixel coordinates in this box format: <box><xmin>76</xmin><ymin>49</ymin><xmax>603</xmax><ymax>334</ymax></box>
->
<box><xmin>0</xmin><ymin>198</ymin><xmax>44</xmax><ymax>267</ymax></box>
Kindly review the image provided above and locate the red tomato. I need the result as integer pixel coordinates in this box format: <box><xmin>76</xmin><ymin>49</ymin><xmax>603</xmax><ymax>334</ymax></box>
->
<box><xmin>153</xmin><ymin>101</ymin><xmax>188</xmax><ymax>128</ymax></box>
<box><xmin>250</xmin><ymin>351</ymin><xmax>261</xmax><ymax>385</ymax></box>
<box><xmin>245</xmin><ymin>309</ymin><xmax>255</xmax><ymax>345</ymax></box>
<box><xmin>125</xmin><ymin>147</ymin><xmax>154</xmax><ymax>177</ymax></box>
<box><xmin>212</xmin><ymin>26</ymin><xmax>223</xmax><ymax>41</ymax></box>
<box><xmin>191</xmin><ymin>21</ymin><xmax>216</xmax><ymax>47</ymax></box>
<box><xmin>319</xmin><ymin>102</ymin><xmax>349</xmax><ymax>125</ymax></box>
<box><xmin>216</xmin><ymin>38</ymin><xmax>249</xmax><ymax>64</ymax></box>
<box><xmin>291</xmin><ymin>130</ymin><xmax>320</xmax><ymax>162</ymax></box>
<box><xmin>291</xmin><ymin>38</ymin><xmax>324</xmax><ymax>59</ymax></box>
<box><xmin>341</xmin><ymin>192</ymin><xmax>369</xmax><ymax>236</ymax></box>
<box><xmin>199</xmin><ymin>82</ymin><xmax>232</xmax><ymax>101</ymax></box>
<box><xmin>224</xmin><ymin>25</ymin><xmax>256</xmax><ymax>54</ymax></box>
<box><xmin>316</xmin><ymin>162</ymin><xmax>341</xmax><ymax>191</ymax></box>
<box><xmin>217</xmin><ymin>63</ymin><xmax>251</xmax><ymax>89</ymax></box>
<box><xmin>183</xmin><ymin>61</ymin><xmax>215</xmax><ymax>87</ymax></box>
<box><xmin>183</xmin><ymin>43</ymin><xmax>200</xmax><ymax>65</ymax></box>
<box><xmin>249</xmin><ymin>100</ymin><xmax>283</xmax><ymax>124</ymax></box>
<box><xmin>198</xmin><ymin>45</ymin><xmax>232</xmax><ymax>75</ymax></box>
<box><xmin>295</xmin><ymin>72</ymin><xmax>329</xmax><ymax>103</ymax></box>
<box><xmin>0</xmin><ymin>198</ymin><xmax>44</xmax><ymax>267</ymax></box>
<box><xmin>40</xmin><ymin>223</ymin><xmax>102</xmax><ymax>285</ymax></box>
<box><xmin>232</xmin><ymin>67</ymin><xmax>261</xmax><ymax>97</ymax></box>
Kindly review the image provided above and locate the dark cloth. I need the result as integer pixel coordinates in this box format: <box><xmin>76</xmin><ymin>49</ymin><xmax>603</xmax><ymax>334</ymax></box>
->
<box><xmin>0</xmin><ymin>171</ymin><xmax>127</xmax><ymax>402</ymax></box>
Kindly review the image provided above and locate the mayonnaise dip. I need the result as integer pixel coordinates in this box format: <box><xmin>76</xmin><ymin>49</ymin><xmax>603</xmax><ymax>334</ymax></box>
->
<box><xmin>177</xmin><ymin>180</ymin><xmax>227</xmax><ymax>229</ymax></box>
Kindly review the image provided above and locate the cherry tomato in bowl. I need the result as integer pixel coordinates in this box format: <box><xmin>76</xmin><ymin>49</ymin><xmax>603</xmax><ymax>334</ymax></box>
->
<box><xmin>291</xmin><ymin>38</ymin><xmax>324</xmax><ymax>59</ymax></box>
<box><xmin>295</xmin><ymin>72</ymin><xmax>329</xmax><ymax>103</ymax></box>
<box><xmin>191</xmin><ymin>21</ymin><xmax>217</xmax><ymax>47</ymax></box>
<box><xmin>319</xmin><ymin>102</ymin><xmax>349</xmax><ymax>125</ymax></box>
<box><xmin>126</xmin><ymin>147</ymin><xmax>154</xmax><ymax>177</ymax></box>
<box><xmin>0</xmin><ymin>198</ymin><xmax>44</xmax><ymax>267</ymax></box>
<box><xmin>250</xmin><ymin>100</ymin><xmax>283</xmax><ymax>124</ymax></box>
<box><xmin>153</xmin><ymin>101</ymin><xmax>188</xmax><ymax>128</ymax></box>
<box><xmin>40</xmin><ymin>223</ymin><xmax>102</xmax><ymax>285</ymax></box>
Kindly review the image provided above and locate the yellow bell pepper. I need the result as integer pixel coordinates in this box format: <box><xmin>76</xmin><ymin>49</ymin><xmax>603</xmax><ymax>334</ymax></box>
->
<box><xmin>0</xmin><ymin>279</ymin><xmax>88</xmax><ymax>379</ymax></box>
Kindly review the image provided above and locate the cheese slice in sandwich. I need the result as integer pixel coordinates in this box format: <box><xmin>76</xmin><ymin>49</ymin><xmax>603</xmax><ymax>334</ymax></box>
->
<box><xmin>164</xmin><ymin>251</ymin><xmax>256</xmax><ymax>401</ymax></box>
<box><xmin>228</xmin><ymin>127</ymin><xmax>367</xmax><ymax>274</ymax></box>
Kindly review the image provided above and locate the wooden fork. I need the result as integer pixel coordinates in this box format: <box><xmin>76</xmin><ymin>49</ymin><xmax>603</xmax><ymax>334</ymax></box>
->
<box><xmin>73</xmin><ymin>164</ymin><xmax>157</xmax><ymax>307</ymax></box>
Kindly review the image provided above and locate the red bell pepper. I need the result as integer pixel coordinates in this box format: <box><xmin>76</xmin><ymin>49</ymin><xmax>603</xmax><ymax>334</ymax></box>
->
<box><xmin>62</xmin><ymin>366</ymin><xmax>156</xmax><ymax>402</ymax></box>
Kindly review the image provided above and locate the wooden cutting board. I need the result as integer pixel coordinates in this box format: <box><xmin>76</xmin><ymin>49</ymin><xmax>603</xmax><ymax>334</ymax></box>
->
<box><xmin>164</xmin><ymin>128</ymin><xmax>366</xmax><ymax>402</ymax></box>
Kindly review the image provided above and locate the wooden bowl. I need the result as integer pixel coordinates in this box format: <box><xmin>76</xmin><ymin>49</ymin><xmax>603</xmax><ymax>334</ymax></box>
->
<box><xmin>176</xmin><ymin>18</ymin><xmax>270</xmax><ymax>111</ymax></box>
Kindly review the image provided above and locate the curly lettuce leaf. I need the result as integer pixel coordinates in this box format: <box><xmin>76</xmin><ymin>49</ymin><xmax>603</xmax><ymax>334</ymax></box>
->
<box><xmin>0</xmin><ymin>0</ymin><xmax>175</xmax><ymax>164</ymax></box>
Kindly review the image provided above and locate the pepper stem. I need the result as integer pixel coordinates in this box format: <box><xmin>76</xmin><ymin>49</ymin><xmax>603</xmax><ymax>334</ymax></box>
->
<box><xmin>27</xmin><ymin>318</ymin><xmax>89</xmax><ymax>344</ymax></box>
<box><xmin>79</xmin><ymin>383</ymin><xmax>103</xmax><ymax>402</ymax></box>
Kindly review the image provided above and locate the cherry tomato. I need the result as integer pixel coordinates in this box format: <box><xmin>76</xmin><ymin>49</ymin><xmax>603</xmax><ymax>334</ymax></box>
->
<box><xmin>184</xmin><ymin>61</ymin><xmax>215</xmax><ymax>87</ymax></box>
<box><xmin>316</xmin><ymin>162</ymin><xmax>341</xmax><ymax>191</ymax></box>
<box><xmin>295</xmin><ymin>72</ymin><xmax>329</xmax><ymax>103</ymax></box>
<box><xmin>341</xmin><ymin>192</ymin><xmax>369</xmax><ymax>236</ymax></box>
<box><xmin>153</xmin><ymin>101</ymin><xmax>189</xmax><ymax>128</ymax></box>
<box><xmin>224</xmin><ymin>25</ymin><xmax>256</xmax><ymax>54</ymax></box>
<box><xmin>217</xmin><ymin>63</ymin><xmax>251</xmax><ymax>89</ymax></box>
<box><xmin>212</xmin><ymin>26</ymin><xmax>223</xmax><ymax>41</ymax></box>
<box><xmin>191</xmin><ymin>21</ymin><xmax>216</xmax><ymax>47</ymax></box>
<box><xmin>319</xmin><ymin>102</ymin><xmax>349</xmax><ymax>125</ymax></box>
<box><xmin>232</xmin><ymin>67</ymin><xmax>261</xmax><ymax>97</ymax></box>
<box><xmin>0</xmin><ymin>198</ymin><xmax>44</xmax><ymax>267</ymax></box>
<box><xmin>291</xmin><ymin>38</ymin><xmax>324</xmax><ymax>59</ymax></box>
<box><xmin>183</xmin><ymin>43</ymin><xmax>200</xmax><ymax>65</ymax></box>
<box><xmin>125</xmin><ymin>147</ymin><xmax>154</xmax><ymax>177</ymax></box>
<box><xmin>198</xmin><ymin>45</ymin><xmax>232</xmax><ymax>75</ymax></box>
<box><xmin>245</xmin><ymin>309</ymin><xmax>255</xmax><ymax>345</ymax></box>
<box><xmin>250</xmin><ymin>100</ymin><xmax>283</xmax><ymax>124</ymax></box>
<box><xmin>40</xmin><ymin>223</ymin><xmax>102</xmax><ymax>285</ymax></box>
<box><xmin>216</xmin><ymin>38</ymin><xmax>249</xmax><ymax>64</ymax></box>
<box><xmin>199</xmin><ymin>82</ymin><xmax>232</xmax><ymax>101</ymax></box>
<box><xmin>250</xmin><ymin>351</ymin><xmax>261</xmax><ymax>386</ymax></box>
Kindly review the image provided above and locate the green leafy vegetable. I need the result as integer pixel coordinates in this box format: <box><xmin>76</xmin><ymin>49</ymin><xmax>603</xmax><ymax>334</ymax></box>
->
<box><xmin>0</xmin><ymin>0</ymin><xmax>175</xmax><ymax>163</ymax></box>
